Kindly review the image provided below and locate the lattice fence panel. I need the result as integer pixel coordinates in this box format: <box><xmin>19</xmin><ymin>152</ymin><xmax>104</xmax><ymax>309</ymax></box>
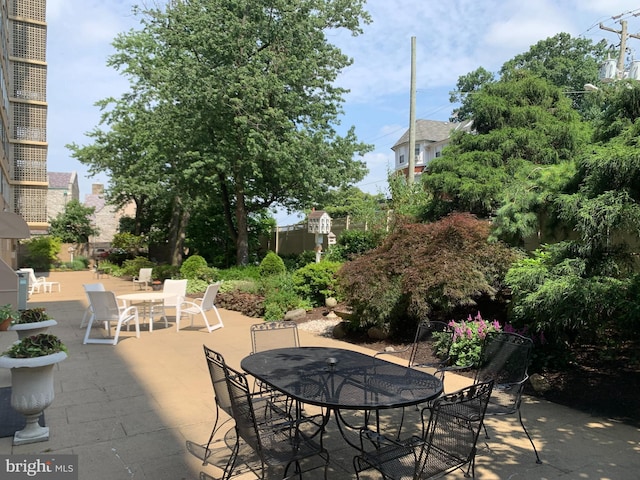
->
<box><xmin>14</xmin><ymin>185</ymin><xmax>47</xmax><ymax>223</ymax></box>
<box><xmin>11</xmin><ymin>0</ymin><xmax>46</xmax><ymax>23</ymax></box>
<box><xmin>12</xmin><ymin>21</ymin><xmax>46</xmax><ymax>62</ymax></box>
<box><xmin>12</xmin><ymin>144</ymin><xmax>46</xmax><ymax>182</ymax></box>
<box><xmin>12</xmin><ymin>103</ymin><xmax>46</xmax><ymax>142</ymax></box>
<box><xmin>12</xmin><ymin>63</ymin><xmax>46</xmax><ymax>101</ymax></box>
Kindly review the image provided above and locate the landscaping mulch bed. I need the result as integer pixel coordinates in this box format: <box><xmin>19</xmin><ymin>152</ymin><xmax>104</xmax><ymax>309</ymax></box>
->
<box><xmin>298</xmin><ymin>306</ymin><xmax>640</xmax><ymax>428</ymax></box>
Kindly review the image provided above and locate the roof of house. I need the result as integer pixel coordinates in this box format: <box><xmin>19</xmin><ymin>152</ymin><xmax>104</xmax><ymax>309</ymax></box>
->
<box><xmin>308</xmin><ymin>210</ymin><xmax>330</xmax><ymax>219</ymax></box>
<box><xmin>83</xmin><ymin>194</ymin><xmax>106</xmax><ymax>214</ymax></box>
<box><xmin>48</xmin><ymin>172</ymin><xmax>74</xmax><ymax>189</ymax></box>
<box><xmin>392</xmin><ymin>119</ymin><xmax>473</xmax><ymax>149</ymax></box>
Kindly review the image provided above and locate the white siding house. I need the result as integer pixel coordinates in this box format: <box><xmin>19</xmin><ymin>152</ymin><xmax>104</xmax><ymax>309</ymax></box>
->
<box><xmin>392</xmin><ymin>119</ymin><xmax>473</xmax><ymax>180</ymax></box>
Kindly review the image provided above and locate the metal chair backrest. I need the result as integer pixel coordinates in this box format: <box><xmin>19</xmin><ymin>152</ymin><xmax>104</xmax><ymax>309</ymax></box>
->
<box><xmin>421</xmin><ymin>380</ymin><xmax>494</xmax><ymax>477</ymax></box>
<box><xmin>203</xmin><ymin>345</ymin><xmax>233</xmax><ymax>418</ymax></box>
<box><xmin>163</xmin><ymin>279</ymin><xmax>188</xmax><ymax>307</ymax></box>
<box><xmin>474</xmin><ymin>331</ymin><xmax>533</xmax><ymax>411</ymax></box>
<box><xmin>250</xmin><ymin>321</ymin><xmax>300</xmax><ymax>354</ymax></box>
<box><xmin>225</xmin><ymin>365</ymin><xmax>262</xmax><ymax>452</ymax></box>
<box><xmin>87</xmin><ymin>291</ymin><xmax>121</xmax><ymax>322</ymax></box>
<box><xmin>200</xmin><ymin>283</ymin><xmax>221</xmax><ymax>311</ymax></box>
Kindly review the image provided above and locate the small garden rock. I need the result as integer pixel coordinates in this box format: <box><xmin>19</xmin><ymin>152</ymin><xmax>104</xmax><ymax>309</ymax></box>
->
<box><xmin>284</xmin><ymin>308</ymin><xmax>307</xmax><ymax>321</ymax></box>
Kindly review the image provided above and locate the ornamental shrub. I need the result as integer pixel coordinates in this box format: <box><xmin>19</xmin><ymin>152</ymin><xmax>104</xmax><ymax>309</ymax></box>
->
<box><xmin>292</xmin><ymin>261</ymin><xmax>342</xmax><ymax>307</ymax></box>
<box><xmin>338</xmin><ymin>213</ymin><xmax>521</xmax><ymax>335</ymax></box>
<box><xmin>180</xmin><ymin>255</ymin><xmax>209</xmax><ymax>279</ymax></box>
<box><xmin>260</xmin><ymin>273</ymin><xmax>310</xmax><ymax>321</ymax></box>
<box><xmin>22</xmin><ymin>236</ymin><xmax>61</xmax><ymax>271</ymax></box>
<box><xmin>433</xmin><ymin>312</ymin><xmax>502</xmax><ymax>367</ymax></box>
<box><xmin>328</xmin><ymin>229</ymin><xmax>384</xmax><ymax>261</ymax></box>
<box><xmin>259</xmin><ymin>251</ymin><xmax>286</xmax><ymax>277</ymax></box>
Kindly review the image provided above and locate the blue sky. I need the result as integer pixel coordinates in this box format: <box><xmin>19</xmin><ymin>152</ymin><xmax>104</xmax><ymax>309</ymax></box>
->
<box><xmin>46</xmin><ymin>0</ymin><xmax>640</xmax><ymax>224</ymax></box>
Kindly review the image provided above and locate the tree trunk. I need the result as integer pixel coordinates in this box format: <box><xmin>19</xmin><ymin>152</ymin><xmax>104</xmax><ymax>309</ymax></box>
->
<box><xmin>134</xmin><ymin>196</ymin><xmax>146</xmax><ymax>236</ymax></box>
<box><xmin>168</xmin><ymin>196</ymin><xmax>190</xmax><ymax>266</ymax></box>
<box><xmin>235</xmin><ymin>184</ymin><xmax>250</xmax><ymax>266</ymax></box>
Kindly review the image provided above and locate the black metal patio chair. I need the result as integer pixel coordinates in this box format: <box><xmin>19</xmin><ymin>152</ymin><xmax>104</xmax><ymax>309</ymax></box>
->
<box><xmin>201</xmin><ymin>346</ymin><xmax>290</xmax><ymax>466</ymax></box>
<box><xmin>250</xmin><ymin>321</ymin><xmax>300</xmax><ymax>354</ymax></box>
<box><xmin>224</xmin><ymin>365</ymin><xmax>330</xmax><ymax>480</ymax></box>
<box><xmin>373</xmin><ymin>320</ymin><xmax>472</xmax><ymax>438</ymax></box>
<box><xmin>353</xmin><ymin>380</ymin><xmax>494</xmax><ymax>479</ymax></box>
<box><xmin>473</xmin><ymin>331</ymin><xmax>542</xmax><ymax>464</ymax></box>
<box><xmin>249</xmin><ymin>321</ymin><xmax>301</xmax><ymax>408</ymax></box>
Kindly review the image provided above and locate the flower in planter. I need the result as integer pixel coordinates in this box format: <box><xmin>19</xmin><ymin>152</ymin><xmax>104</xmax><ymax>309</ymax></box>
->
<box><xmin>13</xmin><ymin>307</ymin><xmax>51</xmax><ymax>325</ymax></box>
<box><xmin>2</xmin><ymin>333</ymin><xmax>67</xmax><ymax>358</ymax></box>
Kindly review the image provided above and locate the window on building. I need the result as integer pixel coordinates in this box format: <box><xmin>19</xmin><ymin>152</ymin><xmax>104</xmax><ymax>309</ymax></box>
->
<box><xmin>435</xmin><ymin>151</ymin><xmax>441</xmax><ymax>157</ymax></box>
<box><xmin>399</xmin><ymin>154</ymin><xmax>405</xmax><ymax>164</ymax></box>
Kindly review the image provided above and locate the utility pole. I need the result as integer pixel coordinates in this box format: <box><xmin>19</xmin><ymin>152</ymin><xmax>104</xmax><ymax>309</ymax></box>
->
<box><xmin>600</xmin><ymin>19</ymin><xmax>640</xmax><ymax>78</ymax></box>
<box><xmin>408</xmin><ymin>36</ymin><xmax>416</xmax><ymax>185</ymax></box>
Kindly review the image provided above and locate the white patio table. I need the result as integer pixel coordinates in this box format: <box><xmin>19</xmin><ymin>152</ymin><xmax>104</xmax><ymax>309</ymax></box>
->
<box><xmin>117</xmin><ymin>292</ymin><xmax>175</xmax><ymax>332</ymax></box>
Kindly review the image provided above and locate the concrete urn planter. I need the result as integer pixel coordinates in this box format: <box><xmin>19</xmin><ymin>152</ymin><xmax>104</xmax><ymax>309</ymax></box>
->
<box><xmin>0</xmin><ymin>351</ymin><xmax>67</xmax><ymax>445</ymax></box>
<box><xmin>8</xmin><ymin>319</ymin><xmax>57</xmax><ymax>340</ymax></box>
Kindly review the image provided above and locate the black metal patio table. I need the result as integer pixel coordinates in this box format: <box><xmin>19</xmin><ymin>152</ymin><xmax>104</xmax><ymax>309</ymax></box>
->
<box><xmin>241</xmin><ymin>346</ymin><xmax>443</xmax><ymax>447</ymax></box>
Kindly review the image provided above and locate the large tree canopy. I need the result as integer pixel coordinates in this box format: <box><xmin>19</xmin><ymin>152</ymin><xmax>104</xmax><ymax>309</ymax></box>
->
<box><xmin>70</xmin><ymin>0</ymin><xmax>372</xmax><ymax>266</ymax></box>
<box><xmin>450</xmin><ymin>33</ymin><xmax>607</xmax><ymax>122</ymax></box>
<box><xmin>424</xmin><ymin>73</ymin><xmax>590</xmax><ymax>242</ymax></box>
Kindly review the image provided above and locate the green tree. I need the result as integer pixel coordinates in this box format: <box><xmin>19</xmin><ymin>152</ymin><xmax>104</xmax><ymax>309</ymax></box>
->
<box><xmin>68</xmin><ymin>97</ymin><xmax>193</xmax><ymax>265</ymax></box>
<box><xmin>424</xmin><ymin>74</ymin><xmax>589</xmax><ymax>245</ymax></box>
<box><xmin>450</xmin><ymin>33</ymin><xmax>606</xmax><ymax>123</ymax></box>
<box><xmin>500</xmin><ymin>33</ymin><xmax>606</xmax><ymax>92</ymax></box>
<box><xmin>22</xmin><ymin>236</ymin><xmax>61</xmax><ymax>271</ymax></box>
<box><xmin>500</xmin><ymin>33</ymin><xmax>607</xmax><ymax>119</ymax></box>
<box><xmin>320</xmin><ymin>186</ymin><xmax>387</xmax><ymax>226</ymax></box>
<box><xmin>49</xmin><ymin>200</ymin><xmax>99</xmax><ymax>244</ymax></box>
<box><xmin>111</xmin><ymin>232</ymin><xmax>146</xmax><ymax>257</ymax></box>
<box><xmin>448</xmin><ymin>66</ymin><xmax>495</xmax><ymax>122</ymax></box>
<box><xmin>503</xmin><ymin>83</ymin><xmax>640</xmax><ymax>358</ymax></box>
<box><xmin>86</xmin><ymin>0</ymin><xmax>372</xmax><ymax>266</ymax></box>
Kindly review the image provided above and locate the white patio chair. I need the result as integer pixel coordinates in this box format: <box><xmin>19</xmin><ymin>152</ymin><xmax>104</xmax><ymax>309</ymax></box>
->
<box><xmin>83</xmin><ymin>291</ymin><xmax>140</xmax><ymax>345</ymax></box>
<box><xmin>177</xmin><ymin>282</ymin><xmax>224</xmax><ymax>333</ymax></box>
<box><xmin>80</xmin><ymin>283</ymin><xmax>105</xmax><ymax>328</ymax></box>
<box><xmin>19</xmin><ymin>268</ymin><xmax>47</xmax><ymax>295</ymax></box>
<box><xmin>153</xmin><ymin>279</ymin><xmax>187</xmax><ymax>330</ymax></box>
<box><xmin>132</xmin><ymin>268</ymin><xmax>153</xmax><ymax>290</ymax></box>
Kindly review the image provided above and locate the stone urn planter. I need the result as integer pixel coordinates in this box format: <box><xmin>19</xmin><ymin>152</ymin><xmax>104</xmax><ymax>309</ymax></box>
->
<box><xmin>0</xmin><ymin>334</ymin><xmax>67</xmax><ymax>445</ymax></box>
<box><xmin>8</xmin><ymin>308</ymin><xmax>57</xmax><ymax>340</ymax></box>
<box><xmin>9</xmin><ymin>319</ymin><xmax>57</xmax><ymax>340</ymax></box>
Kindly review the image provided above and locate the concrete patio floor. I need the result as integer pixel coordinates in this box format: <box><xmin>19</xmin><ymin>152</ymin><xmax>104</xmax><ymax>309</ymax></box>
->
<box><xmin>0</xmin><ymin>270</ymin><xmax>638</xmax><ymax>479</ymax></box>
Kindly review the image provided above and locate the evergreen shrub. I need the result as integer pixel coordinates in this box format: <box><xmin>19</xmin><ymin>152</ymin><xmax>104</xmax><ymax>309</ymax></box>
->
<box><xmin>259</xmin><ymin>251</ymin><xmax>286</xmax><ymax>276</ymax></box>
